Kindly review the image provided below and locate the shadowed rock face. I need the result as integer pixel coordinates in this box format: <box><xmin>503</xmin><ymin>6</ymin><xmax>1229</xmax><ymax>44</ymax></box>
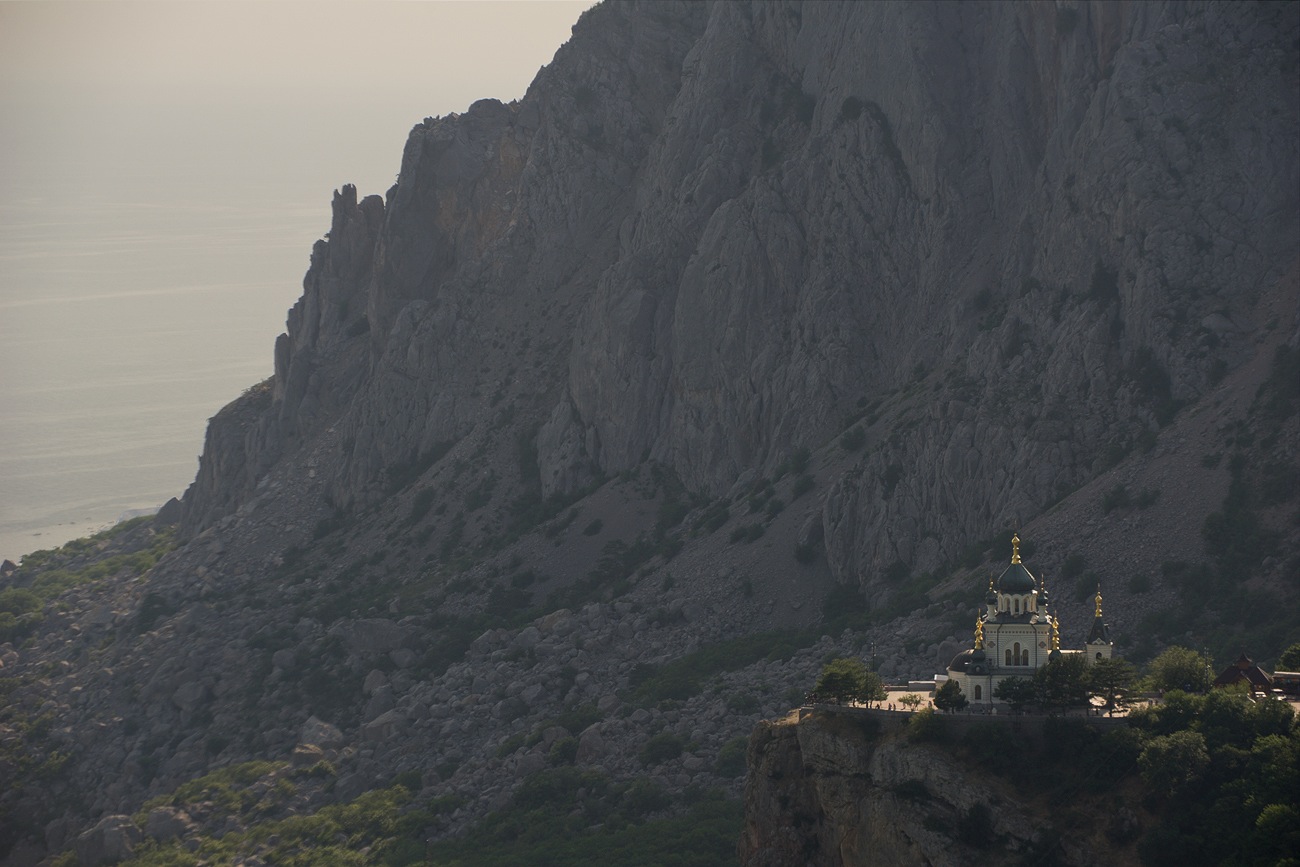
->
<box><xmin>739</xmin><ymin>712</ymin><xmax>1114</xmax><ymax>867</ymax></box>
<box><xmin>183</xmin><ymin>0</ymin><xmax>1297</xmax><ymax>582</ymax></box>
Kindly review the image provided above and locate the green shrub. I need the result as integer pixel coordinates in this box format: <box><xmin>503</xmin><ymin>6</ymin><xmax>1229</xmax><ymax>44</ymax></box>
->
<box><xmin>907</xmin><ymin>707</ymin><xmax>944</xmax><ymax>742</ymax></box>
<box><xmin>0</xmin><ymin>588</ymin><xmax>39</xmax><ymax>616</ymax></box>
<box><xmin>620</xmin><ymin>779</ymin><xmax>670</xmax><ymax>818</ymax></box>
<box><xmin>553</xmin><ymin>703</ymin><xmax>602</xmax><ymax>736</ymax></box>
<box><xmin>548</xmin><ymin>737</ymin><xmax>578</xmax><ymax>766</ymax></box>
<box><xmin>639</xmin><ymin>732</ymin><xmax>685</xmax><ymax>766</ymax></box>
<box><xmin>714</xmin><ymin>737</ymin><xmax>749</xmax><ymax>778</ymax></box>
<box><xmin>725</xmin><ymin>693</ymin><xmax>760</xmax><ymax>714</ymax></box>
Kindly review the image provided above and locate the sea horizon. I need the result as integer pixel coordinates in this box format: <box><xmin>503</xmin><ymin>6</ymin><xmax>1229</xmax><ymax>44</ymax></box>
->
<box><xmin>0</xmin><ymin>193</ymin><xmax>322</xmax><ymax>564</ymax></box>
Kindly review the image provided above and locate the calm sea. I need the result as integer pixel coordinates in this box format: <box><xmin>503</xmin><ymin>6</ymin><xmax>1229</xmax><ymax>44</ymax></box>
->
<box><xmin>0</xmin><ymin>192</ymin><xmax>324</xmax><ymax>563</ymax></box>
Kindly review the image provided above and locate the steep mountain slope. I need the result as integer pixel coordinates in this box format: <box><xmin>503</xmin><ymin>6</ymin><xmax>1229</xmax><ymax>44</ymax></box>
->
<box><xmin>186</xmin><ymin>0</ymin><xmax>1298</xmax><ymax>581</ymax></box>
<box><xmin>1</xmin><ymin>1</ymin><xmax>1297</xmax><ymax>863</ymax></box>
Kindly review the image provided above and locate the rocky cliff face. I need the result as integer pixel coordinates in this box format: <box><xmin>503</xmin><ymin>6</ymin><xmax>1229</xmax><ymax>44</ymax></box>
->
<box><xmin>184</xmin><ymin>0</ymin><xmax>1297</xmax><ymax>583</ymax></box>
<box><xmin>3</xmin><ymin>1</ymin><xmax>1298</xmax><ymax>863</ymax></box>
<box><xmin>738</xmin><ymin>710</ymin><xmax>1138</xmax><ymax>867</ymax></box>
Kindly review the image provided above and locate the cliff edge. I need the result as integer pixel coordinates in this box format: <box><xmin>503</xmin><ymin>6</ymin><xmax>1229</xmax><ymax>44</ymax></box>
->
<box><xmin>739</xmin><ymin>709</ymin><xmax>1142</xmax><ymax>867</ymax></box>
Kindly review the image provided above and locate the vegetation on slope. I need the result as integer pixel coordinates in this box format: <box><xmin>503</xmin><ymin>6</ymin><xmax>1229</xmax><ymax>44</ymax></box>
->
<box><xmin>0</xmin><ymin>517</ymin><xmax>175</xmax><ymax>644</ymax></box>
<box><xmin>113</xmin><ymin>765</ymin><xmax>741</xmax><ymax>867</ymax></box>
<box><xmin>907</xmin><ymin>677</ymin><xmax>1298</xmax><ymax>865</ymax></box>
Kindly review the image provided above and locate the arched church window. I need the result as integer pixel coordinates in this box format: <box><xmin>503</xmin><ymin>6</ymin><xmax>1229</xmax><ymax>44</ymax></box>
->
<box><xmin>1021</xmin><ymin>648</ymin><xmax>1029</xmax><ymax>666</ymax></box>
<box><xmin>1005</xmin><ymin>649</ymin><xmax>1012</xmax><ymax>666</ymax></box>
<box><xmin>1096</xmin><ymin>652</ymin><xmax>1103</xmax><ymax>661</ymax></box>
<box><xmin>1014</xmin><ymin>599</ymin><xmax>1020</xmax><ymax>615</ymax></box>
<box><xmin>974</xmin><ymin>685</ymin><xmax>982</xmax><ymax>700</ymax></box>
<box><xmin>1013</xmin><ymin>642</ymin><xmax>1022</xmax><ymax>665</ymax></box>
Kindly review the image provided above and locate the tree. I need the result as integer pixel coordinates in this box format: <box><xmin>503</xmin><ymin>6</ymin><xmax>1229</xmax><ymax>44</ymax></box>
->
<box><xmin>933</xmin><ymin>679</ymin><xmax>968</xmax><ymax>713</ymax></box>
<box><xmin>1277</xmin><ymin>642</ymin><xmax>1300</xmax><ymax>671</ymax></box>
<box><xmin>897</xmin><ymin>693</ymin><xmax>923</xmax><ymax>711</ymax></box>
<box><xmin>815</xmin><ymin>657</ymin><xmax>869</xmax><ymax>704</ymax></box>
<box><xmin>1139</xmin><ymin>729</ymin><xmax>1210</xmax><ymax>796</ymax></box>
<box><xmin>993</xmin><ymin>677</ymin><xmax>1037</xmax><ymax>712</ymax></box>
<box><xmin>1146</xmin><ymin>645</ymin><xmax>1212</xmax><ymax>693</ymax></box>
<box><xmin>1087</xmin><ymin>657</ymin><xmax>1137</xmax><ymax>714</ymax></box>
<box><xmin>859</xmin><ymin>670</ymin><xmax>887</xmax><ymax>707</ymax></box>
<box><xmin>1034</xmin><ymin>654</ymin><xmax>1091</xmax><ymax>712</ymax></box>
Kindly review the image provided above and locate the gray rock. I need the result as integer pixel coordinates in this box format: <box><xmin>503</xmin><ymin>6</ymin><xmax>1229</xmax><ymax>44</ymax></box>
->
<box><xmin>299</xmin><ymin>716</ymin><xmax>344</xmax><ymax>749</ymax></box>
<box><xmin>171</xmin><ymin>680</ymin><xmax>209</xmax><ymax>713</ymax></box>
<box><xmin>74</xmin><ymin>815</ymin><xmax>142</xmax><ymax>865</ymax></box>
<box><xmin>363</xmin><ymin>669</ymin><xmax>389</xmax><ymax>695</ymax></box>
<box><xmin>576</xmin><ymin>725</ymin><xmax>608</xmax><ymax>765</ymax></box>
<box><xmin>515</xmin><ymin>752</ymin><xmax>546</xmax><ymax>778</ymax></box>
<box><xmin>144</xmin><ymin>807</ymin><xmax>194</xmax><ymax>843</ymax></box>
<box><xmin>513</xmin><ymin>626</ymin><xmax>541</xmax><ymax>650</ymax></box>
<box><xmin>361</xmin><ymin>709</ymin><xmax>405</xmax><ymax>742</ymax></box>
<box><xmin>390</xmin><ymin>648</ymin><xmax>417</xmax><ymax>669</ymax></box>
<box><xmin>289</xmin><ymin>744</ymin><xmax>327</xmax><ymax>768</ymax></box>
<box><xmin>271</xmin><ymin>649</ymin><xmax>297</xmax><ymax>671</ymax></box>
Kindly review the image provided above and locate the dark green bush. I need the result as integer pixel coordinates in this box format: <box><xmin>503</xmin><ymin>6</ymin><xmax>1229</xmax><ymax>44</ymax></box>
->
<box><xmin>639</xmin><ymin>732</ymin><xmax>685</xmax><ymax>766</ymax></box>
<box><xmin>714</xmin><ymin>737</ymin><xmax>749</xmax><ymax>778</ymax></box>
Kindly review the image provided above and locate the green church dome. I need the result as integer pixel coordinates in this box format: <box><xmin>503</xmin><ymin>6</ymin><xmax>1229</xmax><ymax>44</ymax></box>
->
<box><xmin>996</xmin><ymin>533</ymin><xmax>1037</xmax><ymax>593</ymax></box>
<box><xmin>997</xmin><ymin>562</ymin><xmax>1037</xmax><ymax>594</ymax></box>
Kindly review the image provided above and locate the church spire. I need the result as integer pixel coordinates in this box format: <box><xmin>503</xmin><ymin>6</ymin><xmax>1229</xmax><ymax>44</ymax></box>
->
<box><xmin>1011</xmin><ymin>532</ymin><xmax>1022</xmax><ymax>564</ymax></box>
<box><xmin>974</xmin><ymin>617</ymin><xmax>985</xmax><ymax>650</ymax></box>
<box><xmin>1087</xmin><ymin>582</ymin><xmax>1112</xmax><ymax>647</ymax></box>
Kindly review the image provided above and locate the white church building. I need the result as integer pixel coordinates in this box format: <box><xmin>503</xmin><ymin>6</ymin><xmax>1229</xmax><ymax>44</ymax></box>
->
<box><xmin>946</xmin><ymin>534</ymin><xmax>1113</xmax><ymax>705</ymax></box>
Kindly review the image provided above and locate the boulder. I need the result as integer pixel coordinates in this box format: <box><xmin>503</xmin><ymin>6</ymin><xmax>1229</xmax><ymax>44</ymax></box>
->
<box><xmin>144</xmin><ymin>807</ymin><xmax>194</xmax><ymax>843</ymax></box>
<box><xmin>299</xmin><ymin>716</ymin><xmax>344</xmax><ymax>749</ymax></box>
<box><xmin>515</xmin><ymin>752</ymin><xmax>546</xmax><ymax>778</ymax></box>
<box><xmin>271</xmin><ymin>649</ymin><xmax>297</xmax><ymax>672</ymax></box>
<box><xmin>170</xmin><ymin>680</ymin><xmax>210</xmax><ymax>713</ymax></box>
<box><xmin>74</xmin><ymin>815</ymin><xmax>142</xmax><ymax>865</ymax></box>
<box><xmin>575</xmin><ymin>725</ymin><xmax>608</xmax><ymax>765</ymax></box>
<box><xmin>361</xmin><ymin>709</ymin><xmax>405</xmax><ymax>742</ymax></box>
<box><xmin>390</xmin><ymin>648</ymin><xmax>417</xmax><ymax>669</ymax></box>
<box><xmin>289</xmin><ymin>744</ymin><xmax>327</xmax><ymax>768</ymax></box>
<box><xmin>362</xmin><ymin>669</ymin><xmax>389</xmax><ymax>695</ymax></box>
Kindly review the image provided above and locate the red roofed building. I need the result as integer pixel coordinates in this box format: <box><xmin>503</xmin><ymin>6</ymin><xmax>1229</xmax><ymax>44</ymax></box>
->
<box><xmin>1213</xmin><ymin>653</ymin><xmax>1273</xmax><ymax>695</ymax></box>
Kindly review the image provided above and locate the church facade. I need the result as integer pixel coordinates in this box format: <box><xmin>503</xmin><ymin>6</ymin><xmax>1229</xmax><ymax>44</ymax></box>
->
<box><xmin>946</xmin><ymin>534</ymin><xmax>1113</xmax><ymax>706</ymax></box>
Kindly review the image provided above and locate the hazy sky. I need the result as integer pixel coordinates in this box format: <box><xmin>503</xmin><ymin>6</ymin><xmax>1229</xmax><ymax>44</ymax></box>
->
<box><xmin>0</xmin><ymin>0</ymin><xmax>594</xmax><ymax>200</ymax></box>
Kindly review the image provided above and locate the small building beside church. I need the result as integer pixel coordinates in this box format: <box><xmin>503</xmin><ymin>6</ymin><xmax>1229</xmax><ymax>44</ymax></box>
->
<box><xmin>946</xmin><ymin>534</ymin><xmax>1114</xmax><ymax>707</ymax></box>
<box><xmin>1213</xmin><ymin>653</ymin><xmax>1273</xmax><ymax>696</ymax></box>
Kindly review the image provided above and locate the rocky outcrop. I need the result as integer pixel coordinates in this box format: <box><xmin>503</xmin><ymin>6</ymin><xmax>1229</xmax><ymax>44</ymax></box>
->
<box><xmin>739</xmin><ymin>711</ymin><xmax>1124</xmax><ymax>866</ymax></box>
